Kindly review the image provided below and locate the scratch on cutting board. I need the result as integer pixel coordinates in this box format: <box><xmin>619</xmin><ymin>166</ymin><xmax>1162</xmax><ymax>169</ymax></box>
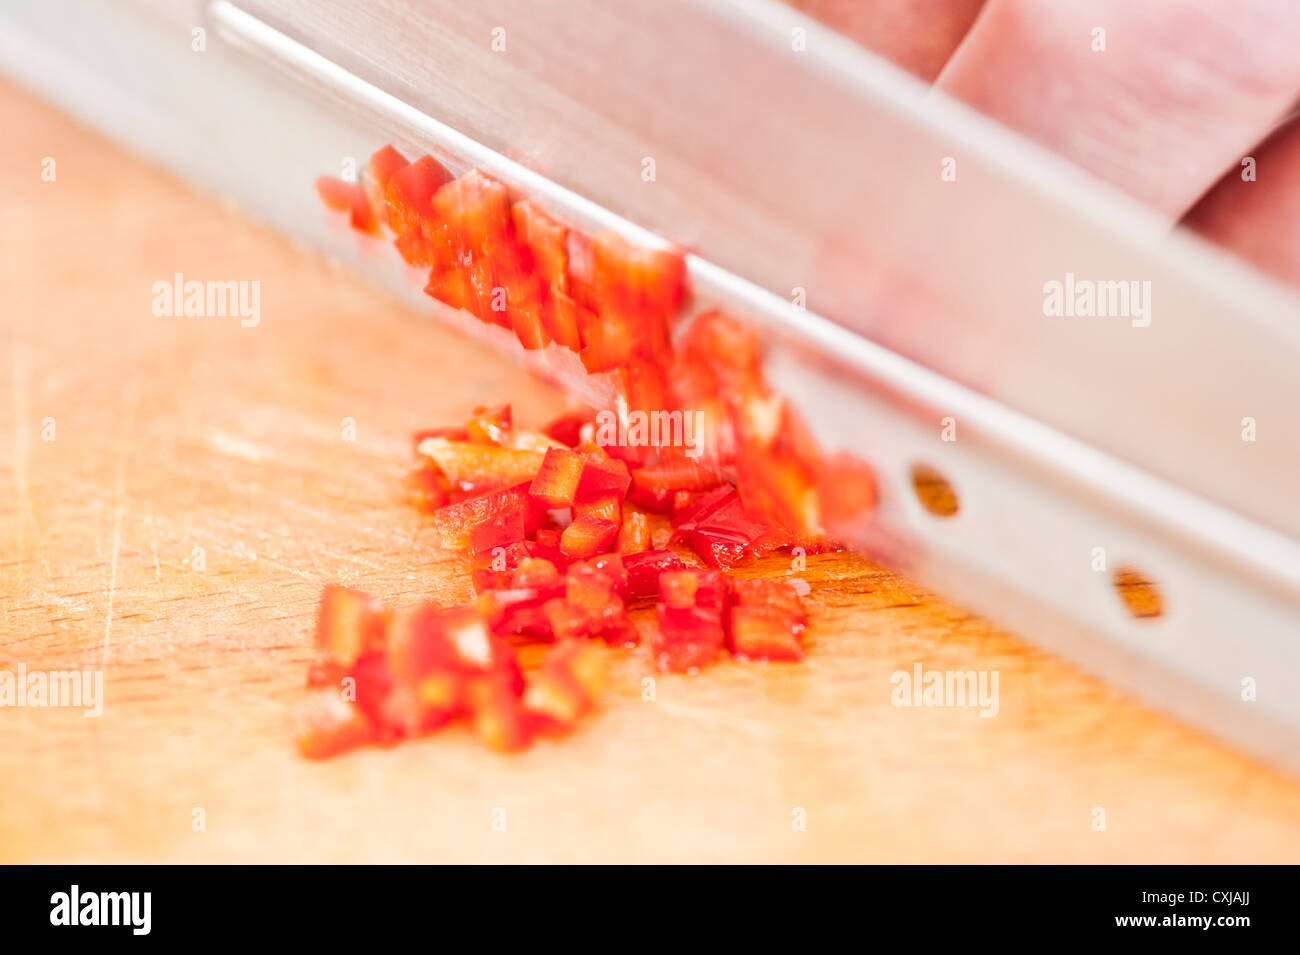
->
<box><xmin>145</xmin><ymin>509</ymin><xmax>161</xmax><ymax>581</ymax></box>
<box><xmin>102</xmin><ymin>385</ymin><xmax>138</xmax><ymax>663</ymax></box>
<box><xmin>9</xmin><ymin>343</ymin><xmax>34</xmax><ymax>531</ymax></box>
<box><xmin>102</xmin><ymin>503</ymin><xmax>124</xmax><ymax>664</ymax></box>
<box><xmin>206</xmin><ymin>429</ymin><xmax>269</xmax><ymax>462</ymax></box>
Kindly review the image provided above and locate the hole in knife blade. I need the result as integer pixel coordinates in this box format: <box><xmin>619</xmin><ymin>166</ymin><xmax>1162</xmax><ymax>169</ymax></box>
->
<box><xmin>910</xmin><ymin>463</ymin><xmax>959</xmax><ymax>517</ymax></box>
<box><xmin>1113</xmin><ymin>566</ymin><xmax>1165</xmax><ymax>619</ymax></box>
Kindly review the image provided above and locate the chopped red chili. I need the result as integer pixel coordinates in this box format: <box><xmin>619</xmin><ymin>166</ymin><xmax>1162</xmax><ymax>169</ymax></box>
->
<box><xmin>302</xmin><ymin>146</ymin><xmax>881</xmax><ymax>757</ymax></box>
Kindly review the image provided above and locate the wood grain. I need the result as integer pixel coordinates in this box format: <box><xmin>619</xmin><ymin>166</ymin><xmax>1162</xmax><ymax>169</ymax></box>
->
<box><xmin>2</xmin><ymin>80</ymin><xmax>1298</xmax><ymax>863</ymax></box>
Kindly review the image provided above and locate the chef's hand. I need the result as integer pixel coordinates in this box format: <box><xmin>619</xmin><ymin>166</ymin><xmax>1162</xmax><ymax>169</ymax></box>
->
<box><xmin>793</xmin><ymin>0</ymin><xmax>1300</xmax><ymax>287</ymax></box>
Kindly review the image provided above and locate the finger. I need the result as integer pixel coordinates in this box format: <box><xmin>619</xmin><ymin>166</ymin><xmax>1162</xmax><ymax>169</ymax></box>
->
<box><xmin>1182</xmin><ymin>115</ymin><xmax>1300</xmax><ymax>287</ymax></box>
<box><xmin>936</xmin><ymin>0</ymin><xmax>1300</xmax><ymax>217</ymax></box>
<box><xmin>789</xmin><ymin>0</ymin><xmax>987</xmax><ymax>80</ymax></box>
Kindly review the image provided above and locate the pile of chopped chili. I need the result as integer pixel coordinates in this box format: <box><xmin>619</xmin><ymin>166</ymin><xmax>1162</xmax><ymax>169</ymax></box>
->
<box><xmin>302</xmin><ymin>147</ymin><xmax>877</xmax><ymax>758</ymax></box>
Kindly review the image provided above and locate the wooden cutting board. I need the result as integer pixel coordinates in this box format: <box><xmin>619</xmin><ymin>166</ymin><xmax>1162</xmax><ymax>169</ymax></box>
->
<box><xmin>3</xmin><ymin>80</ymin><xmax>1298</xmax><ymax>863</ymax></box>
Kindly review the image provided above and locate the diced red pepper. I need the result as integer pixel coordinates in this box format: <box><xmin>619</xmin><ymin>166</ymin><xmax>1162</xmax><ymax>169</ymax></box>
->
<box><xmin>431</xmin><ymin>170</ymin><xmax>512</xmax><ymax>247</ymax></box>
<box><xmin>476</xmin><ymin>554</ymin><xmax>561</xmax><ymax>607</ymax></box>
<box><xmin>818</xmin><ymin>451</ymin><xmax>879</xmax><ymax>528</ymax></box>
<box><xmin>388</xmin><ymin>604</ymin><xmax>521</xmax><ymax>690</ymax></box>
<box><xmin>564</xmin><ymin>229</ymin><xmax>599</xmax><ymax>307</ymax></box>
<box><xmin>350</xmin><ymin>198</ymin><xmax>379</xmax><ymax>235</ymax></box>
<box><xmin>433</xmin><ymin>482</ymin><xmax>543</xmax><ymax>550</ymax></box>
<box><xmin>658</xmin><ymin>569</ymin><xmax>699</xmax><ymax>611</ymax></box>
<box><xmin>521</xmin><ymin>667</ymin><xmax>585</xmax><ymax>729</ymax></box>
<box><xmin>602</xmin><ymin>361</ymin><xmax>671</xmax><ymax>469</ymax></box>
<box><xmin>417</xmin><ymin>436</ymin><xmax>545</xmax><ymax>494</ymax></box>
<box><xmin>560</xmin><ymin>514</ymin><xmax>619</xmax><ymax>559</ymax></box>
<box><xmin>512</xmin><ymin>558</ymin><xmax>626</xmax><ymax>643</ymax></box>
<box><xmin>315</xmin><ymin>175</ymin><xmax>358</xmax><ymax>212</ymax></box>
<box><xmin>464</xmin><ymin>403</ymin><xmax>513</xmax><ymax>445</ymax></box>
<box><xmin>348</xmin><ymin>651</ymin><xmax>397</xmax><ymax>725</ymax></box>
<box><xmin>505</xmin><ymin>428</ymin><xmax>567</xmax><ymax>454</ymax></box>
<box><xmin>469</xmin><ymin>675</ymin><xmax>532</xmax><ymax>752</ymax></box>
<box><xmin>382</xmin><ymin>605</ymin><xmax>453</xmax><ymax>687</ymax></box>
<box><xmin>529</xmin><ymin>447</ymin><xmax>586</xmax><ymax>508</ymax></box>
<box><xmin>401</xmin><ymin>467</ymin><xmax>448</xmax><ymax>513</ymax></box>
<box><xmin>579</xmin><ymin>308</ymin><xmax>643</xmax><ymax>373</ymax></box>
<box><xmin>652</xmin><ymin>605</ymin><xmax>725</xmax><ymax>672</ymax></box>
<box><xmin>566</xmin><ymin>560</ymin><xmax>616</xmax><ymax>608</ymax></box>
<box><xmin>541</xmin><ymin>598</ymin><xmax>586</xmax><ymax>642</ymax></box>
<box><xmin>362</xmin><ymin>145</ymin><xmax>410</xmax><ymax>230</ymax></box>
<box><xmin>384</xmin><ymin>154</ymin><xmax>452</xmax><ymax>238</ymax></box>
<box><xmin>585</xmin><ymin>552</ymin><xmax>628</xmax><ymax>595</ymax></box>
<box><xmin>739</xmin><ymin>522</ymin><xmax>795</xmax><ymax>561</ymax></box>
<box><xmin>470</xmin><ymin>539</ymin><xmax>535</xmax><ymax>591</ymax></box>
<box><xmin>624</xmin><ymin>549</ymin><xmax>687</xmax><ymax>599</ymax></box>
<box><xmin>651</xmin><ymin>567</ymin><xmax>730</xmax><ymax>672</ymax></box>
<box><xmin>361</xmin><ymin>613</ymin><xmax>457</xmax><ymax>732</ymax></box>
<box><xmin>511</xmin><ymin>297</ymin><xmax>550</xmax><ymax>350</ymax></box>
<box><xmin>296</xmin><ymin>691</ymin><xmax>374</xmax><ymax>760</ymax></box>
<box><xmin>728</xmin><ymin>604</ymin><xmax>804</xmax><ymax>661</ymax></box>
<box><xmin>592</xmin><ymin>230</ymin><xmax>686</xmax><ymax>328</ymax></box>
<box><xmin>690</xmin><ymin>569</ymin><xmax>731</xmax><ymax>613</ymax></box>
<box><xmin>382</xmin><ymin>602</ymin><xmax>523</xmax><ymax>737</ymax></box>
<box><xmin>674</xmin><ymin>310</ymin><xmax>764</xmax><ymax>395</ymax></box>
<box><xmin>512</xmin><ymin>200</ymin><xmax>568</xmax><ymax>291</ymax></box>
<box><xmin>523</xmin><ymin>640</ymin><xmax>606</xmax><ymax>732</ymax></box>
<box><xmin>448</xmin><ymin>610</ymin><xmax>523</xmax><ymax>689</ymax></box>
<box><xmin>512</xmin><ymin>556</ymin><xmax>562</xmax><ymax>591</ymax></box>
<box><xmin>574</xmin><ymin>493</ymin><xmax>621</xmax><ymax>524</ymax></box>
<box><xmin>670</xmin><ymin>485</ymin><xmax>737</xmax><ymax>534</ymax></box>
<box><xmin>393</xmin><ymin>227</ymin><xmax>430</xmax><ymax>266</ymax></box>
<box><xmin>316</xmin><ymin>585</ymin><xmax>389</xmax><ymax>667</ymax></box>
<box><xmin>424</xmin><ymin>268</ymin><xmax>477</xmax><ymax>314</ymax></box>
<box><xmin>378</xmin><ymin>681</ymin><xmax>452</xmax><ymax>737</ymax></box>
<box><xmin>685</xmin><ymin>527</ymin><xmax>749</xmax><ymax>569</ymax></box>
<box><xmin>306</xmin><ymin>660</ymin><xmax>347</xmax><ymax>688</ymax></box>
<box><xmin>725</xmin><ymin>579</ymin><xmax>806</xmax><ymax>660</ymax></box>
<box><xmin>415</xmin><ymin>670</ymin><xmax>466</xmax><ymax>723</ymax></box>
<box><xmin>541</xmin><ymin>411</ymin><xmax>590</xmax><ymax>448</ymax></box>
<box><xmin>734</xmin><ymin>450</ymin><xmax>820</xmax><ymax>538</ymax></box>
<box><xmin>531</xmin><ymin>527</ymin><xmax>568</xmax><ymax>568</ymax></box>
<box><xmin>542</xmin><ymin>589</ymin><xmax>625</xmax><ymax>643</ymax></box>
<box><xmin>676</xmin><ymin>491</ymin><xmax>777</xmax><ymax>569</ymax></box>
<box><xmin>630</xmin><ymin>456</ymin><xmax>723</xmax><ymax>511</ymax></box>
<box><xmin>618</xmin><ymin>508</ymin><xmax>650</xmax><ymax>554</ymax></box>
<box><xmin>477</xmin><ymin>584</ymin><xmax>555</xmax><ymax>639</ymax></box>
<box><xmin>546</xmin><ymin>288</ymin><xmax>587</xmax><ymax>351</ymax></box>
<box><xmin>471</xmin><ymin>511</ymin><xmax>531</xmax><ymax>556</ymax></box>
<box><xmin>315</xmin><ymin>176</ymin><xmax>380</xmax><ymax>236</ymax></box>
<box><xmin>576</xmin><ymin>453</ymin><xmax>632</xmax><ymax>501</ymax></box>
<box><xmin>732</xmin><ymin>578</ymin><xmax>807</xmax><ymax>622</ymax></box>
